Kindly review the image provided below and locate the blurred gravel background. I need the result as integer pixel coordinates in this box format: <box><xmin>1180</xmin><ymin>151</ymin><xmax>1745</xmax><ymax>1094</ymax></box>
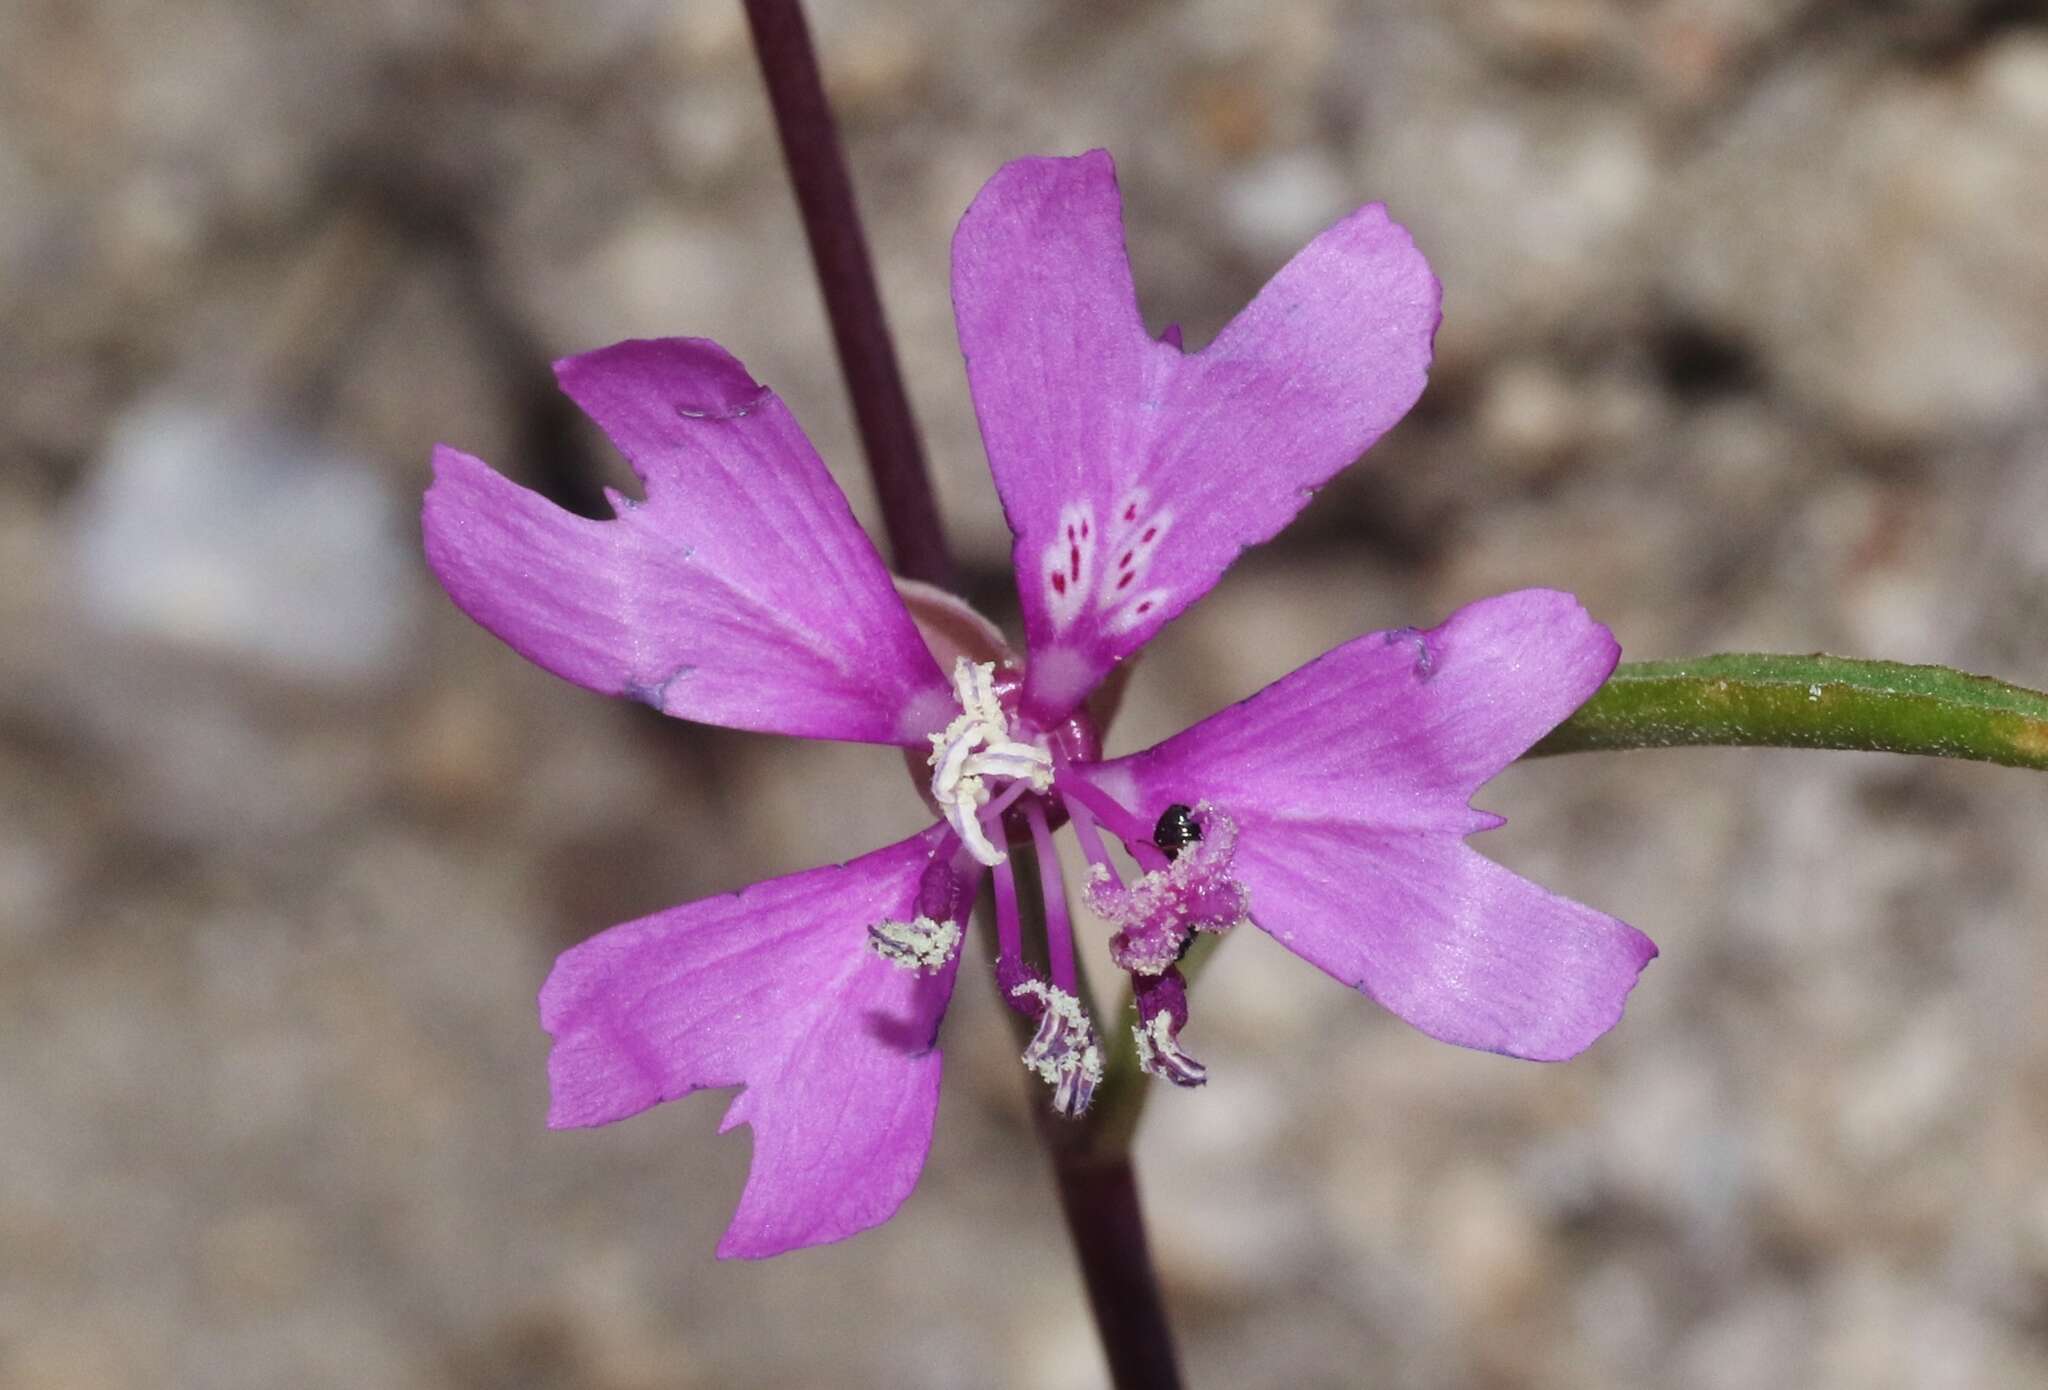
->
<box><xmin>5</xmin><ymin>2</ymin><xmax>2048</xmax><ymax>1387</ymax></box>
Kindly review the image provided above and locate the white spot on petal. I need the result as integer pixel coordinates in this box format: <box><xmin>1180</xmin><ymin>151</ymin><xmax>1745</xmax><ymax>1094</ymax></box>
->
<box><xmin>1104</xmin><ymin>587</ymin><xmax>1171</xmax><ymax>635</ymax></box>
<box><xmin>1107</xmin><ymin>486</ymin><xmax>1152</xmax><ymax>547</ymax></box>
<box><xmin>1042</xmin><ymin>501</ymin><xmax>1097</xmax><ymax>631</ymax></box>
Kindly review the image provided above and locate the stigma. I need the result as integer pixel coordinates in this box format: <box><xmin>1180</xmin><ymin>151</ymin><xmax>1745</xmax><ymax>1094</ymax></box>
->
<box><xmin>1085</xmin><ymin>803</ymin><xmax>1249</xmax><ymax>974</ymax></box>
<box><xmin>927</xmin><ymin>658</ymin><xmax>1053</xmax><ymax>867</ymax></box>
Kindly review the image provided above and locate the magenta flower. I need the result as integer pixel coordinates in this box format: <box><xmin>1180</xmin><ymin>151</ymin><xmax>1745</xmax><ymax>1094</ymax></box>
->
<box><xmin>423</xmin><ymin>151</ymin><xmax>1655</xmax><ymax>1258</ymax></box>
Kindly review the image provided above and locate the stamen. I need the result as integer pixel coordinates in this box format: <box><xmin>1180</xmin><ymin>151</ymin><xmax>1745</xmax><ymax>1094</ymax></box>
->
<box><xmin>927</xmin><ymin>658</ymin><xmax>1053</xmax><ymax>867</ymax></box>
<box><xmin>1133</xmin><ymin>1013</ymin><xmax>1207</xmax><ymax>1087</ymax></box>
<box><xmin>1052</xmin><ymin>766</ymin><xmax>1167</xmax><ymax>873</ymax></box>
<box><xmin>916</xmin><ymin>848</ymin><xmax>956</xmax><ymax>918</ymax></box>
<box><xmin>867</xmin><ymin>915</ymin><xmax>962</xmax><ymax>972</ymax></box>
<box><xmin>1010</xmin><ymin>978</ymin><xmax>1104</xmax><ymax>1117</ymax></box>
<box><xmin>983</xmin><ymin>778</ymin><xmax>1032</xmax><ymax>823</ymax></box>
<box><xmin>1022</xmin><ymin>797</ymin><xmax>1076</xmax><ymax>993</ymax></box>
<box><xmin>1133</xmin><ymin>968</ymin><xmax>1207</xmax><ymax>1088</ymax></box>
<box><xmin>992</xmin><ymin>848</ymin><xmax>1022</xmax><ymax>964</ymax></box>
<box><xmin>991</xmin><ymin>847</ymin><xmax>1037</xmax><ymax>1017</ymax></box>
<box><xmin>1061</xmin><ymin>793</ymin><xmax>1122</xmax><ymax>883</ymax></box>
<box><xmin>874</xmin><ymin>845</ymin><xmax>980</xmax><ymax>974</ymax></box>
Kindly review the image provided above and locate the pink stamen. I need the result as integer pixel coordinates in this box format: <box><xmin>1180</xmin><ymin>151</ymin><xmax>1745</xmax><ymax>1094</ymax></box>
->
<box><xmin>983</xmin><ymin>778</ymin><xmax>1032</xmax><ymax>822</ymax></box>
<box><xmin>1061</xmin><ymin>793</ymin><xmax>1124</xmax><ymax>886</ymax></box>
<box><xmin>992</xmin><ymin>847</ymin><xmax>1022</xmax><ymax>967</ymax></box>
<box><xmin>1054</xmin><ymin>765</ymin><xmax>1169</xmax><ymax>873</ymax></box>
<box><xmin>1023</xmin><ymin>798</ymin><xmax>1078</xmax><ymax>993</ymax></box>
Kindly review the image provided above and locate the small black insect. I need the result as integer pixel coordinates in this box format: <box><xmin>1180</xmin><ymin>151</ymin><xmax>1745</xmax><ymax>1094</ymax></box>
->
<box><xmin>1152</xmin><ymin>803</ymin><xmax>1201</xmax><ymax>860</ymax></box>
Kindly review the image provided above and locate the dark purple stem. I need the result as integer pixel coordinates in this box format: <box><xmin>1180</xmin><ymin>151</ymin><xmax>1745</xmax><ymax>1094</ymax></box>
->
<box><xmin>1010</xmin><ymin>845</ymin><xmax>1189</xmax><ymax>1390</ymax></box>
<box><xmin>745</xmin><ymin>8</ymin><xmax>1181</xmax><ymax>1380</ymax></box>
<box><xmin>1042</xmin><ymin>1145</ymin><xmax>1188</xmax><ymax>1390</ymax></box>
<box><xmin>741</xmin><ymin>0</ymin><xmax>955</xmax><ymax>589</ymax></box>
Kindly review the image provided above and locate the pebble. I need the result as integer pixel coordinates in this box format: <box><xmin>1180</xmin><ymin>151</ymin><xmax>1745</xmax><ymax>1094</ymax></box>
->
<box><xmin>70</xmin><ymin>396</ymin><xmax>418</xmax><ymax>688</ymax></box>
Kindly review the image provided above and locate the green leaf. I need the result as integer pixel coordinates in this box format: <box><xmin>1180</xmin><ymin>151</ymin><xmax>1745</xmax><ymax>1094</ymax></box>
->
<box><xmin>1527</xmin><ymin>654</ymin><xmax>2048</xmax><ymax>770</ymax></box>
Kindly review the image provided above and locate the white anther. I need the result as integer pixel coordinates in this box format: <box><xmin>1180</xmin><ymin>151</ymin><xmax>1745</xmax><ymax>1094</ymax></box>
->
<box><xmin>950</xmin><ymin>657</ymin><xmax>1005</xmax><ymax>727</ymax></box>
<box><xmin>927</xmin><ymin>659</ymin><xmax>1053</xmax><ymax>868</ymax></box>
<box><xmin>1010</xmin><ymin>980</ymin><xmax>1104</xmax><ymax>1117</ymax></box>
<box><xmin>867</xmin><ymin>916</ymin><xmax>962</xmax><ymax>972</ymax></box>
<box><xmin>1132</xmin><ymin>1013</ymin><xmax>1207</xmax><ymax>1088</ymax></box>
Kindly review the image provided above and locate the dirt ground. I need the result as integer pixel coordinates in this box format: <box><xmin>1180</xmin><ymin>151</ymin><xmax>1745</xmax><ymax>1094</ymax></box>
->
<box><xmin>5</xmin><ymin>2</ymin><xmax>2048</xmax><ymax>1387</ymax></box>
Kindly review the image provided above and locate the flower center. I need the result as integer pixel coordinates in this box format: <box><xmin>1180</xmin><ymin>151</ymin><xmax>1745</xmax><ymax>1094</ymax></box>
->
<box><xmin>927</xmin><ymin>658</ymin><xmax>1053</xmax><ymax>867</ymax></box>
<box><xmin>905</xmin><ymin>648</ymin><xmax>1251</xmax><ymax>1108</ymax></box>
<box><xmin>1054</xmin><ymin>785</ymin><xmax>1254</xmax><ymax>1090</ymax></box>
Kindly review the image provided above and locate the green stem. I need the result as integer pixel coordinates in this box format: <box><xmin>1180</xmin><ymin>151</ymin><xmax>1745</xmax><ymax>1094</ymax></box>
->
<box><xmin>1086</xmin><ymin>652</ymin><xmax>2048</xmax><ymax>1155</ymax></box>
<box><xmin>1527</xmin><ymin>654</ymin><xmax>2048</xmax><ymax>769</ymax></box>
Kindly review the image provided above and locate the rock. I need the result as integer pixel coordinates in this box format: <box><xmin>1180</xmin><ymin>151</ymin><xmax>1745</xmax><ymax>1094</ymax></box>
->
<box><xmin>1664</xmin><ymin>39</ymin><xmax>2048</xmax><ymax>444</ymax></box>
<box><xmin>70</xmin><ymin>396</ymin><xmax>417</xmax><ymax>688</ymax></box>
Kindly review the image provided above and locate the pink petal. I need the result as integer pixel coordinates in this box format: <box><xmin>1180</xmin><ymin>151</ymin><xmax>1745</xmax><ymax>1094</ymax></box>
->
<box><xmin>952</xmin><ymin>151</ymin><xmax>1440</xmax><ymax>721</ymax></box>
<box><xmin>424</xmin><ymin>339</ymin><xmax>953</xmax><ymax>747</ymax></box>
<box><xmin>540</xmin><ymin>826</ymin><xmax>959</xmax><ymax>1258</ymax></box>
<box><xmin>1089</xmin><ymin>590</ymin><xmax>1652</xmax><ymax>1060</ymax></box>
<box><xmin>1231</xmin><ymin>832</ymin><xmax>1655</xmax><ymax>1061</ymax></box>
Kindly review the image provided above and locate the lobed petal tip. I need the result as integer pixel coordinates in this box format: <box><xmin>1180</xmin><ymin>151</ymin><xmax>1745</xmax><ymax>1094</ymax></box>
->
<box><xmin>421</xmin><ymin>443</ymin><xmax>496</xmax><ymax>515</ymax></box>
<box><xmin>1632</xmin><ymin>927</ymin><xmax>1662</xmax><ymax>966</ymax></box>
<box><xmin>968</xmin><ymin>148</ymin><xmax>1122</xmax><ymax>225</ymax></box>
<box><xmin>552</xmin><ymin>336</ymin><xmax>770</xmax><ymax>419</ymax></box>
<box><xmin>1509</xmin><ymin>917</ymin><xmax>1660</xmax><ymax>1064</ymax></box>
<box><xmin>426</xmin><ymin>440</ymin><xmax>474</xmax><ymax>475</ymax></box>
<box><xmin>419</xmin><ymin>445</ymin><xmax>511</xmax><ymax>588</ymax></box>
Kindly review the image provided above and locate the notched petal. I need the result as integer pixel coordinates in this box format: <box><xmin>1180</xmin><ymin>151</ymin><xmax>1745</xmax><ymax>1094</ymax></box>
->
<box><xmin>538</xmin><ymin>826</ymin><xmax>960</xmax><ymax>1258</ymax></box>
<box><xmin>1094</xmin><ymin>591</ymin><xmax>1651</xmax><ymax>1060</ymax></box>
<box><xmin>423</xmin><ymin>339</ymin><xmax>949</xmax><ymax>746</ymax></box>
<box><xmin>952</xmin><ymin>151</ymin><xmax>1441</xmax><ymax>722</ymax></box>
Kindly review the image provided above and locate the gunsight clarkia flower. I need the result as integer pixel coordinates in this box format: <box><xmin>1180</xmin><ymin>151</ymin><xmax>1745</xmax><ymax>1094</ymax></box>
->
<box><xmin>423</xmin><ymin>151</ymin><xmax>1655</xmax><ymax>1258</ymax></box>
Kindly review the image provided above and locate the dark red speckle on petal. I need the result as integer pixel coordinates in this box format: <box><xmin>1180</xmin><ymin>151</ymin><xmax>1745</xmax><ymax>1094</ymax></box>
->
<box><xmin>1142</xmin><ymin>526</ymin><xmax>1157</xmax><ymax>543</ymax></box>
<box><xmin>1052</xmin><ymin>571</ymin><xmax>1067</xmax><ymax>594</ymax></box>
<box><xmin>1069</xmin><ymin>546</ymin><xmax>1080</xmax><ymax>581</ymax></box>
